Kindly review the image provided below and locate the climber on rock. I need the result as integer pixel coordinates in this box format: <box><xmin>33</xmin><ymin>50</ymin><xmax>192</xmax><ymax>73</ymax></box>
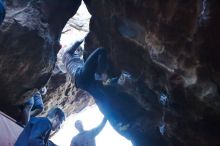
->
<box><xmin>18</xmin><ymin>87</ymin><xmax>47</xmax><ymax>125</ymax></box>
<box><xmin>15</xmin><ymin>107</ymin><xmax>65</xmax><ymax>146</ymax></box>
<box><xmin>0</xmin><ymin>0</ymin><xmax>5</xmax><ymax>25</ymax></box>
<box><xmin>62</xmin><ymin>40</ymin><xmax>109</xmax><ymax>87</ymax></box>
<box><xmin>62</xmin><ymin>40</ymin><xmax>165</xmax><ymax>146</ymax></box>
<box><xmin>70</xmin><ymin>117</ymin><xmax>107</xmax><ymax>146</ymax></box>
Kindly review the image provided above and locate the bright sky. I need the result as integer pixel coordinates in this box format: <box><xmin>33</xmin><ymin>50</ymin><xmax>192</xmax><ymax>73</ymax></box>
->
<box><xmin>60</xmin><ymin>1</ymin><xmax>90</xmax><ymax>48</ymax></box>
<box><xmin>54</xmin><ymin>3</ymin><xmax>133</xmax><ymax>146</ymax></box>
<box><xmin>50</xmin><ymin>105</ymin><xmax>133</xmax><ymax>146</ymax></box>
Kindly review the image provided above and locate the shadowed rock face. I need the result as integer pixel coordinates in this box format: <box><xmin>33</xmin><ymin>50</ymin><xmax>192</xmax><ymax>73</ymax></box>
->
<box><xmin>0</xmin><ymin>0</ymin><xmax>220</xmax><ymax>146</ymax></box>
<box><xmin>41</xmin><ymin>66</ymin><xmax>94</xmax><ymax>117</ymax></box>
<box><xmin>0</xmin><ymin>0</ymin><xmax>82</xmax><ymax>115</ymax></box>
<box><xmin>83</xmin><ymin>0</ymin><xmax>220</xmax><ymax>146</ymax></box>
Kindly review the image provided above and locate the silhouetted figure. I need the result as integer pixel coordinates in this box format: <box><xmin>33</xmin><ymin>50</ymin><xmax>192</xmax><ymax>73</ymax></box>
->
<box><xmin>15</xmin><ymin>107</ymin><xmax>65</xmax><ymax>146</ymax></box>
<box><xmin>70</xmin><ymin>117</ymin><xmax>107</xmax><ymax>146</ymax></box>
<box><xmin>0</xmin><ymin>0</ymin><xmax>5</xmax><ymax>25</ymax></box>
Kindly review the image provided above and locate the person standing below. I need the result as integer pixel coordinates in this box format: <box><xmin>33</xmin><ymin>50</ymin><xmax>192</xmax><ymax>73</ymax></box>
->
<box><xmin>70</xmin><ymin>117</ymin><xmax>107</xmax><ymax>146</ymax></box>
<box><xmin>15</xmin><ymin>107</ymin><xmax>65</xmax><ymax>146</ymax></box>
<box><xmin>30</xmin><ymin>87</ymin><xmax>47</xmax><ymax>117</ymax></box>
<box><xmin>19</xmin><ymin>87</ymin><xmax>47</xmax><ymax>125</ymax></box>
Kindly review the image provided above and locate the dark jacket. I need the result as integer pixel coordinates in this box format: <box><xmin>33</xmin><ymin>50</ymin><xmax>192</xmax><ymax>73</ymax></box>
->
<box><xmin>15</xmin><ymin>117</ymin><xmax>52</xmax><ymax>146</ymax></box>
<box><xmin>0</xmin><ymin>0</ymin><xmax>5</xmax><ymax>25</ymax></box>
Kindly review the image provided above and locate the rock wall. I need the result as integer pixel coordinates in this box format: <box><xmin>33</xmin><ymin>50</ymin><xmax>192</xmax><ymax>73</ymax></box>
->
<box><xmin>41</xmin><ymin>1</ymin><xmax>93</xmax><ymax>117</ymax></box>
<box><xmin>0</xmin><ymin>0</ymin><xmax>81</xmax><ymax>116</ymax></box>
<box><xmin>41</xmin><ymin>65</ymin><xmax>94</xmax><ymax>117</ymax></box>
<box><xmin>83</xmin><ymin>0</ymin><xmax>220</xmax><ymax>146</ymax></box>
<box><xmin>0</xmin><ymin>0</ymin><xmax>220</xmax><ymax>146</ymax></box>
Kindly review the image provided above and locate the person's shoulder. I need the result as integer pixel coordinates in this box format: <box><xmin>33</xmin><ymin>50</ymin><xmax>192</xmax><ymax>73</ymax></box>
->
<box><xmin>31</xmin><ymin>117</ymin><xmax>50</xmax><ymax>125</ymax></box>
<box><xmin>33</xmin><ymin>117</ymin><xmax>52</xmax><ymax>131</ymax></box>
<box><xmin>71</xmin><ymin>134</ymin><xmax>79</xmax><ymax>145</ymax></box>
<box><xmin>83</xmin><ymin>130</ymin><xmax>96</xmax><ymax>138</ymax></box>
<box><xmin>71</xmin><ymin>132</ymin><xmax>85</xmax><ymax>145</ymax></box>
<box><xmin>40</xmin><ymin>117</ymin><xmax>51</xmax><ymax>124</ymax></box>
<box><xmin>73</xmin><ymin>131</ymin><xmax>88</xmax><ymax>139</ymax></box>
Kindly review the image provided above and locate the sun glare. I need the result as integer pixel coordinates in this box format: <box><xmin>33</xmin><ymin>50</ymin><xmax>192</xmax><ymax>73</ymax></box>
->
<box><xmin>50</xmin><ymin>105</ymin><xmax>132</xmax><ymax>146</ymax></box>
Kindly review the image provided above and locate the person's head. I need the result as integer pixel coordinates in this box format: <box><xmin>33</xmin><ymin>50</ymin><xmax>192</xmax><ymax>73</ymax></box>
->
<box><xmin>75</xmin><ymin>120</ymin><xmax>84</xmax><ymax>132</ymax></box>
<box><xmin>46</xmin><ymin>107</ymin><xmax>65</xmax><ymax>131</ymax></box>
<box><xmin>40</xmin><ymin>87</ymin><xmax>47</xmax><ymax>95</ymax></box>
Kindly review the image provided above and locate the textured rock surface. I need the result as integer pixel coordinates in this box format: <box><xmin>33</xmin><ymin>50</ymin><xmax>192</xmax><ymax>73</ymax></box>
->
<box><xmin>41</xmin><ymin>64</ymin><xmax>94</xmax><ymax>117</ymax></box>
<box><xmin>40</xmin><ymin>1</ymin><xmax>93</xmax><ymax>116</ymax></box>
<box><xmin>0</xmin><ymin>0</ymin><xmax>220</xmax><ymax>146</ymax></box>
<box><xmin>0</xmin><ymin>0</ymin><xmax>81</xmax><ymax>116</ymax></box>
<box><xmin>83</xmin><ymin>0</ymin><xmax>220</xmax><ymax>146</ymax></box>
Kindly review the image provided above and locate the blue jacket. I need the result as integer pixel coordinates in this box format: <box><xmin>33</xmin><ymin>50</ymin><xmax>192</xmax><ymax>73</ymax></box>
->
<box><xmin>25</xmin><ymin>91</ymin><xmax>44</xmax><ymax>111</ymax></box>
<box><xmin>15</xmin><ymin>117</ymin><xmax>52</xmax><ymax>146</ymax></box>
<box><xmin>0</xmin><ymin>0</ymin><xmax>5</xmax><ymax>25</ymax></box>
